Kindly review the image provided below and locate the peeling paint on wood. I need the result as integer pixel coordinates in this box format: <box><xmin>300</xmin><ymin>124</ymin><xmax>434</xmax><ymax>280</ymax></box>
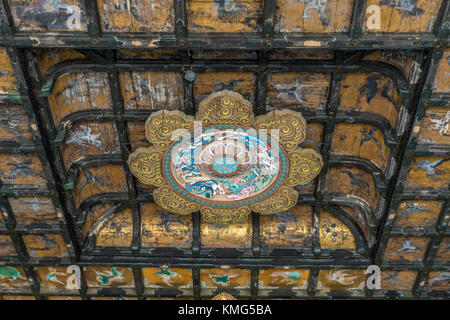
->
<box><xmin>433</xmin><ymin>49</ymin><xmax>450</xmax><ymax>93</ymax></box>
<box><xmin>97</xmin><ymin>0</ymin><xmax>174</xmax><ymax>32</ymax></box>
<box><xmin>187</xmin><ymin>0</ymin><xmax>263</xmax><ymax>33</ymax></box>
<box><xmin>363</xmin><ymin>0</ymin><xmax>442</xmax><ymax>33</ymax></box>
<box><xmin>62</xmin><ymin>121</ymin><xmax>121</xmax><ymax>169</ymax></box>
<box><xmin>96</xmin><ymin>208</ymin><xmax>133</xmax><ymax>247</ymax></box>
<box><xmin>320</xmin><ymin>210</ymin><xmax>356</xmax><ymax>250</ymax></box>
<box><xmin>8</xmin><ymin>0</ymin><xmax>88</xmax><ymax>31</ymax></box>
<box><xmin>406</xmin><ymin>156</ymin><xmax>450</xmax><ymax>189</ymax></box>
<box><xmin>0</xmin><ymin>49</ymin><xmax>17</xmax><ymax>91</ymax></box>
<box><xmin>275</xmin><ymin>0</ymin><xmax>354</xmax><ymax>33</ymax></box>
<box><xmin>0</xmin><ymin>154</ymin><xmax>47</xmax><ymax>186</ymax></box>
<box><xmin>0</xmin><ymin>236</ymin><xmax>17</xmax><ymax>257</ymax></box>
<box><xmin>339</xmin><ymin>73</ymin><xmax>401</xmax><ymax>128</ymax></box>
<box><xmin>260</xmin><ymin>205</ymin><xmax>312</xmax><ymax>249</ymax></box>
<box><xmin>194</xmin><ymin>72</ymin><xmax>256</xmax><ymax>106</ymax></box>
<box><xmin>9</xmin><ymin>197</ymin><xmax>59</xmax><ymax>226</ymax></box>
<box><xmin>435</xmin><ymin>238</ymin><xmax>450</xmax><ymax>262</ymax></box>
<box><xmin>73</xmin><ymin>165</ymin><xmax>127</xmax><ymax>207</ymax></box>
<box><xmin>37</xmin><ymin>49</ymin><xmax>86</xmax><ymax>76</ymax></box>
<box><xmin>141</xmin><ymin>203</ymin><xmax>192</xmax><ymax>248</ymax></box>
<box><xmin>418</xmin><ymin>107</ymin><xmax>450</xmax><ymax>144</ymax></box>
<box><xmin>393</xmin><ymin>200</ymin><xmax>442</xmax><ymax>229</ymax></box>
<box><xmin>316</xmin><ymin>269</ymin><xmax>366</xmax><ymax>297</ymax></box>
<box><xmin>49</xmin><ymin>72</ymin><xmax>112</xmax><ymax>123</ymax></box>
<box><xmin>267</xmin><ymin>73</ymin><xmax>330</xmax><ymax>110</ymax></box>
<box><xmin>22</xmin><ymin>234</ymin><xmax>69</xmax><ymax>257</ymax></box>
<box><xmin>332</xmin><ymin>123</ymin><xmax>389</xmax><ymax>171</ymax></box>
<box><xmin>377</xmin><ymin>270</ymin><xmax>417</xmax><ymax>292</ymax></box>
<box><xmin>325</xmin><ymin>167</ymin><xmax>379</xmax><ymax>210</ymax></box>
<box><xmin>120</xmin><ymin>71</ymin><xmax>184</xmax><ymax>110</ymax></box>
<box><xmin>201</xmin><ymin>218</ymin><xmax>252</xmax><ymax>248</ymax></box>
<box><xmin>0</xmin><ymin>105</ymin><xmax>33</xmax><ymax>143</ymax></box>
<box><xmin>384</xmin><ymin>237</ymin><xmax>429</xmax><ymax>262</ymax></box>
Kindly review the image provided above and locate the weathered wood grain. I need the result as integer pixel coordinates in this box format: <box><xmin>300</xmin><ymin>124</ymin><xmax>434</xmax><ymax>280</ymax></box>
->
<box><xmin>393</xmin><ymin>200</ymin><xmax>442</xmax><ymax>229</ymax></box>
<box><xmin>266</xmin><ymin>73</ymin><xmax>330</xmax><ymax>110</ymax></box>
<box><xmin>62</xmin><ymin>121</ymin><xmax>120</xmax><ymax>169</ymax></box>
<box><xmin>96</xmin><ymin>208</ymin><xmax>133</xmax><ymax>247</ymax></box>
<box><xmin>201</xmin><ymin>218</ymin><xmax>252</xmax><ymax>248</ymax></box>
<box><xmin>260</xmin><ymin>205</ymin><xmax>312</xmax><ymax>249</ymax></box>
<box><xmin>0</xmin><ymin>105</ymin><xmax>33</xmax><ymax>143</ymax></box>
<box><xmin>384</xmin><ymin>237</ymin><xmax>429</xmax><ymax>262</ymax></box>
<box><xmin>194</xmin><ymin>71</ymin><xmax>256</xmax><ymax>107</ymax></box>
<box><xmin>339</xmin><ymin>73</ymin><xmax>401</xmax><ymax>129</ymax></box>
<box><xmin>332</xmin><ymin>123</ymin><xmax>389</xmax><ymax>171</ymax></box>
<box><xmin>73</xmin><ymin>165</ymin><xmax>127</xmax><ymax>207</ymax></box>
<box><xmin>377</xmin><ymin>270</ymin><xmax>417</xmax><ymax>292</ymax></box>
<box><xmin>9</xmin><ymin>197</ymin><xmax>59</xmax><ymax>226</ymax></box>
<box><xmin>435</xmin><ymin>238</ymin><xmax>449</xmax><ymax>262</ymax></box>
<box><xmin>363</xmin><ymin>50</ymin><xmax>415</xmax><ymax>80</ymax></box>
<box><xmin>0</xmin><ymin>154</ymin><xmax>47</xmax><ymax>187</ymax></box>
<box><xmin>97</xmin><ymin>0</ymin><xmax>174</xmax><ymax>32</ymax></box>
<box><xmin>320</xmin><ymin>210</ymin><xmax>356</xmax><ymax>250</ymax></box>
<box><xmin>418</xmin><ymin>107</ymin><xmax>450</xmax><ymax>145</ymax></box>
<box><xmin>275</xmin><ymin>0</ymin><xmax>354</xmax><ymax>33</ymax></box>
<box><xmin>325</xmin><ymin>167</ymin><xmax>379</xmax><ymax>210</ymax></box>
<box><xmin>49</xmin><ymin>72</ymin><xmax>112</xmax><ymax>124</ymax></box>
<box><xmin>363</xmin><ymin>0</ymin><xmax>442</xmax><ymax>33</ymax></box>
<box><xmin>141</xmin><ymin>203</ymin><xmax>192</xmax><ymax>248</ymax></box>
<box><xmin>0</xmin><ymin>235</ymin><xmax>17</xmax><ymax>257</ymax></box>
<box><xmin>187</xmin><ymin>0</ymin><xmax>262</xmax><ymax>33</ymax></box>
<box><xmin>406</xmin><ymin>156</ymin><xmax>450</xmax><ymax>189</ymax></box>
<box><xmin>316</xmin><ymin>269</ymin><xmax>366</xmax><ymax>296</ymax></box>
<box><xmin>8</xmin><ymin>0</ymin><xmax>88</xmax><ymax>31</ymax></box>
<box><xmin>37</xmin><ymin>49</ymin><xmax>86</xmax><ymax>76</ymax></box>
<box><xmin>120</xmin><ymin>71</ymin><xmax>184</xmax><ymax>110</ymax></box>
<box><xmin>22</xmin><ymin>234</ymin><xmax>69</xmax><ymax>257</ymax></box>
<box><xmin>269</xmin><ymin>49</ymin><xmax>334</xmax><ymax>60</ymax></box>
<box><xmin>0</xmin><ymin>49</ymin><xmax>17</xmax><ymax>92</ymax></box>
<box><xmin>432</xmin><ymin>49</ymin><xmax>450</xmax><ymax>93</ymax></box>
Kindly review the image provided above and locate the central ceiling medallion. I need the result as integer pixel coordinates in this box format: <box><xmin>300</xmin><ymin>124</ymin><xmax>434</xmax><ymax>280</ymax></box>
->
<box><xmin>127</xmin><ymin>91</ymin><xmax>323</xmax><ymax>224</ymax></box>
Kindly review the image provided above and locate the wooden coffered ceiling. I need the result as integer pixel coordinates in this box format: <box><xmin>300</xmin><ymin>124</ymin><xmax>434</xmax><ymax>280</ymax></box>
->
<box><xmin>0</xmin><ymin>0</ymin><xmax>448</xmax><ymax>300</ymax></box>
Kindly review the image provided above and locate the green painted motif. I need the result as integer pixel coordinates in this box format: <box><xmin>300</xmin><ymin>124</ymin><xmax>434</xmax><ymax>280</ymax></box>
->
<box><xmin>155</xmin><ymin>268</ymin><xmax>181</xmax><ymax>286</ymax></box>
<box><xmin>0</xmin><ymin>266</ymin><xmax>26</xmax><ymax>281</ymax></box>
<box><xmin>95</xmin><ymin>267</ymin><xmax>123</xmax><ymax>286</ymax></box>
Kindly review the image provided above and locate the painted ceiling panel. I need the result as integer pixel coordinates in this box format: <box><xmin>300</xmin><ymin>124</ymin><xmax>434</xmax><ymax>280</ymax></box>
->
<box><xmin>0</xmin><ymin>0</ymin><xmax>448</xmax><ymax>301</ymax></box>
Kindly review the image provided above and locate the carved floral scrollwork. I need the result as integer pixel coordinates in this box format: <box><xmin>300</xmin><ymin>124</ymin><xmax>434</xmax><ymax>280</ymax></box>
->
<box><xmin>201</xmin><ymin>206</ymin><xmax>252</xmax><ymax>225</ymax></box>
<box><xmin>145</xmin><ymin>110</ymin><xmax>195</xmax><ymax>150</ymax></box>
<box><xmin>153</xmin><ymin>186</ymin><xmax>200</xmax><ymax>215</ymax></box>
<box><xmin>196</xmin><ymin>90</ymin><xmax>254</xmax><ymax>126</ymax></box>
<box><xmin>286</xmin><ymin>148</ymin><xmax>324</xmax><ymax>186</ymax></box>
<box><xmin>254</xmin><ymin>109</ymin><xmax>307</xmax><ymax>151</ymax></box>
<box><xmin>249</xmin><ymin>186</ymin><xmax>299</xmax><ymax>215</ymax></box>
<box><xmin>127</xmin><ymin>147</ymin><xmax>165</xmax><ymax>186</ymax></box>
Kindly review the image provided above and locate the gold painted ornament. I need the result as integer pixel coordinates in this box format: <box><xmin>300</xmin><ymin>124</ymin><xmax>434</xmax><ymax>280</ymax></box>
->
<box><xmin>212</xmin><ymin>292</ymin><xmax>237</xmax><ymax>300</ymax></box>
<box><xmin>127</xmin><ymin>90</ymin><xmax>323</xmax><ymax>224</ymax></box>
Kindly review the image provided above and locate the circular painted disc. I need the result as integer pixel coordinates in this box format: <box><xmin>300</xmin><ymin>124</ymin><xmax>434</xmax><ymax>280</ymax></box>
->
<box><xmin>164</xmin><ymin>126</ymin><xmax>287</xmax><ymax>207</ymax></box>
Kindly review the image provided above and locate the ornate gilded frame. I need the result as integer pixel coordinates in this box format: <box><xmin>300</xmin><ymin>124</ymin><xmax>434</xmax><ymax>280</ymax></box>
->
<box><xmin>127</xmin><ymin>90</ymin><xmax>323</xmax><ymax>224</ymax></box>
